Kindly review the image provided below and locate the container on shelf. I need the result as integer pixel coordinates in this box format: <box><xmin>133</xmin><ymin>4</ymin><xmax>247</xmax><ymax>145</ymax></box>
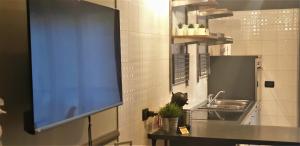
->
<box><xmin>194</xmin><ymin>24</ymin><xmax>199</xmax><ymax>29</ymax></box>
<box><xmin>182</xmin><ymin>24</ymin><xmax>188</xmax><ymax>35</ymax></box>
<box><xmin>205</xmin><ymin>29</ymin><xmax>210</xmax><ymax>35</ymax></box>
<box><xmin>188</xmin><ymin>28</ymin><xmax>194</xmax><ymax>35</ymax></box>
<box><xmin>177</xmin><ymin>28</ymin><xmax>184</xmax><ymax>36</ymax></box>
<box><xmin>194</xmin><ymin>24</ymin><xmax>200</xmax><ymax>35</ymax></box>
<box><xmin>188</xmin><ymin>24</ymin><xmax>195</xmax><ymax>36</ymax></box>
<box><xmin>197</xmin><ymin>28</ymin><xmax>206</xmax><ymax>35</ymax></box>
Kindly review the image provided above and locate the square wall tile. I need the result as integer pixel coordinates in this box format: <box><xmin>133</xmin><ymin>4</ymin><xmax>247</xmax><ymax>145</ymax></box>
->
<box><xmin>261</xmin><ymin>40</ymin><xmax>278</xmax><ymax>56</ymax></box>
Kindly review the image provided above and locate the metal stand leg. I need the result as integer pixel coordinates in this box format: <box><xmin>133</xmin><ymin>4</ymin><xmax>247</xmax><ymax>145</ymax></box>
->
<box><xmin>152</xmin><ymin>139</ymin><xmax>157</xmax><ymax>146</ymax></box>
<box><xmin>164</xmin><ymin>140</ymin><xmax>168</xmax><ymax>146</ymax></box>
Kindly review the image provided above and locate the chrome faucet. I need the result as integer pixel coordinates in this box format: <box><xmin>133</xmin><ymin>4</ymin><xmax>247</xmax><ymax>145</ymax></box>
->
<box><xmin>207</xmin><ymin>90</ymin><xmax>226</xmax><ymax>106</ymax></box>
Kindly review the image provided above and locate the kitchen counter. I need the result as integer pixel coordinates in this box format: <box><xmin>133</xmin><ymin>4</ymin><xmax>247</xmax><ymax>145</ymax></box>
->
<box><xmin>148</xmin><ymin>121</ymin><xmax>300</xmax><ymax>146</ymax></box>
<box><xmin>149</xmin><ymin>101</ymin><xmax>300</xmax><ymax>146</ymax></box>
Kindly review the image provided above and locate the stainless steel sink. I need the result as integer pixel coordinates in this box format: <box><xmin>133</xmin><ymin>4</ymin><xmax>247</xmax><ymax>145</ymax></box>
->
<box><xmin>214</xmin><ymin>99</ymin><xmax>249</xmax><ymax>106</ymax></box>
<box><xmin>208</xmin><ymin>104</ymin><xmax>245</xmax><ymax>110</ymax></box>
<box><xmin>198</xmin><ymin>99</ymin><xmax>250</xmax><ymax>111</ymax></box>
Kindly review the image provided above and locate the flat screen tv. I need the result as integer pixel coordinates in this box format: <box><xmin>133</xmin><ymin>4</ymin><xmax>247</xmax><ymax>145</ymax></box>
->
<box><xmin>26</xmin><ymin>0</ymin><xmax>122</xmax><ymax>133</ymax></box>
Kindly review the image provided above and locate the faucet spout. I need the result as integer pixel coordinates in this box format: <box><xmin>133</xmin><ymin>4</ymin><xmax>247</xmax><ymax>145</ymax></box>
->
<box><xmin>208</xmin><ymin>90</ymin><xmax>225</xmax><ymax>106</ymax></box>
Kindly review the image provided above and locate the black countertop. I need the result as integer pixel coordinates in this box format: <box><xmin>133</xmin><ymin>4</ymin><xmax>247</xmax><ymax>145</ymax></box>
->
<box><xmin>148</xmin><ymin>121</ymin><xmax>300</xmax><ymax>146</ymax></box>
<box><xmin>149</xmin><ymin>102</ymin><xmax>300</xmax><ymax>146</ymax></box>
<box><xmin>191</xmin><ymin>121</ymin><xmax>300</xmax><ymax>145</ymax></box>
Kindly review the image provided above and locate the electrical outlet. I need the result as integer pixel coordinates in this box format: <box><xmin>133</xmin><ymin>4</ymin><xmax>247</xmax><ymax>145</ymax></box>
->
<box><xmin>142</xmin><ymin>108</ymin><xmax>158</xmax><ymax>121</ymax></box>
<box><xmin>142</xmin><ymin>108</ymin><xmax>149</xmax><ymax>121</ymax></box>
<box><xmin>265</xmin><ymin>81</ymin><xmax>275</xmax><ymax>88</ymax></box>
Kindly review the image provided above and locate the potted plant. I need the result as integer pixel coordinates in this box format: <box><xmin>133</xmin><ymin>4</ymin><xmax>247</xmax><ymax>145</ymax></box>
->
<box><xmin>198</xmin><ymin>24</ymin><xmax>206</xmax><ymax>35</ymax></box>
<box><xmin>177</xmin><ymin>23</ymin><xmax>184</xmax><ymax>36</ymax></box>
<box><xmin>178</xmin><ymin>23</ymin><xmax>183</xmax><ymax>29</ymax></box>
<box><xmin>159</xmin><ymin>103</ymin><xmax>182</xmax><ymax>132</ymax></box>
<box><xmin>187</xmin><ymin>24</ymin><xmax>194</xmax><ymax>35</ymax></box>
<box><xmin>171</xmin><ymin>92</ymin><xmax>189</xmax><ymax>128</ymax></box>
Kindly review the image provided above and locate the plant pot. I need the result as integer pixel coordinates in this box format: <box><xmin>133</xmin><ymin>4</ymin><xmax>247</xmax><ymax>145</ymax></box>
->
<box><xmin>197</xmin><ymin>28</ymin><xmax>206</xmax><ymax>35</ymax></box>
<box><xmin>176</xmin><ymin>28</ymin><xmax>184</xmax><ymax>36</ymax></box>
<box><xmin>161</xmin><ymin>118</ymin><xmax>169</xmax><ymax>132</ymax></box>
<box><xmin>187</xmin><ymin>28</ymin><xmax>194</xmax><ymax>35</ymax></box>
<box><xmin>205</xmin><ymin>29</ymin><xmax>210</xmax><ymax>35</ymax></box>
<box><xmin>161</xmin><ymin>117</ymin><xmax>178</xmax><ymax>132</ymax></box>
<box><xmin>182</xmin><ymin>24</ymin><xmax>188</xmax><ymax>35</ymax></box>
<box><xmin>193</xmin><ymin>24</ymin><xmax>199</xmax><ymax>29</ymax></box>
<box><xmin>169</xmin><ymin>117</ymin><xmax>179</xmax><ymax>132</ymax></box>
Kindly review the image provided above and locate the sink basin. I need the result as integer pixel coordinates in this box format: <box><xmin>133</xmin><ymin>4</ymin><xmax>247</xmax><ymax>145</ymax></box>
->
<box><xmin>214</xmin><ymin>99</ymin><xmax>249</xmax><ymax>106</ymax></box>
<box><xmin>198</xmin><ymin>99</ymin><xmax>250</xmax><ymax>111</ymax></box>
<box><xmin>208</xmin><ymin>104</ymin><xmax>245</xmax><ymax>110</ymax></box>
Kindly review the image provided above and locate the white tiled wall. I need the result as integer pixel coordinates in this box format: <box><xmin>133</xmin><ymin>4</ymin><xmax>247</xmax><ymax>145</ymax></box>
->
<box><xmin>117</xmin><ymin>1</ymin><xmax>208</xmax><ymax>144</ymax></box>
<box><xmin>209</xmin><ymin>9</ymin><xmax>299</xmax><ymax>127</ymax></box>
<box><xmin>117</xmin><ymin>0</ymin><xmax>170</xmax><ymax>145</ymax></box>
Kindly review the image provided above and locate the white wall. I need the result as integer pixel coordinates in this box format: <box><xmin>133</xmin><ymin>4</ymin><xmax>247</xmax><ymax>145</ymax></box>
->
<box><xmin>209</xmin><ymin>9</ymin><xmax>299</xmax><ymax>127</ymax></box>
<box><xmin>116</xmin><ymin>1</ymin><xmax>209</xmax><ymax>145</ymax></box>
<box><xmin>116</xmin><ymin>0</ymin><xmax>170</xmax><ymax>145</ymax></box>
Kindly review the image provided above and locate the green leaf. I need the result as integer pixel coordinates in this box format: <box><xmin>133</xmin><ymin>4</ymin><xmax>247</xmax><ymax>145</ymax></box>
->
<box><xmin>158</xmin><ymin>103</ymin><xmax>182</xmax><ymax>118</ymax></box>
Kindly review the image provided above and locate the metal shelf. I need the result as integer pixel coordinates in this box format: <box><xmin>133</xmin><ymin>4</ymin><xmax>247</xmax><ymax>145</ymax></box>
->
<box><xmin>172</xmin><ymin>35</ymin><xmax>232</xmax><ymax>45</ymax></box>
<box><xmin>172</xmin><ymin>0</ymin><xmax>218</xmax><ymax>10</ymax></box>
<box><xmin>173</xmin><ymin>35</ymin><xmax>218</xmax><ymax>44</ymax></box>
<box><xmin>170</xmin><ymin>0</ymin><xmax>234</xmax><ymax>89</ymax></box>
<box><xmin>208</xmin><ymin>36</ymin><xmax>233</xmax><ymax>46</ymax></box>
<box><xmin>198</xmin><ymin>8</ymin><xmax>233</xmax><ymax>19</ymax></box>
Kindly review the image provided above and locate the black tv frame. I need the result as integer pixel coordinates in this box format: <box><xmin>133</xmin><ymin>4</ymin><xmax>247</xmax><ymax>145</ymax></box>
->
<box><xmin>24</xmin><ymin>0</ymin><xmax>122</xmax><ymax>134</ymax></box>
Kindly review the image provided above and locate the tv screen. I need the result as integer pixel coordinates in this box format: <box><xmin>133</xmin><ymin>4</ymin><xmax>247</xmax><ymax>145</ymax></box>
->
<box><xmin>27</xmin><ymin>0</ymin><xmax>122</xmax><ymax>132</ymax></box>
